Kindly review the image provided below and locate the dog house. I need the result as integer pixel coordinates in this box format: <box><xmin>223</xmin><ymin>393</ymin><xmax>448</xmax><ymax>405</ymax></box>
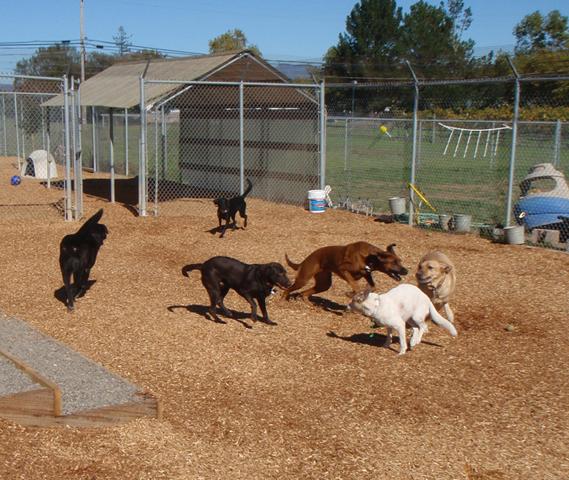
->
<box><xmin>43</xmin><ymin>51</ymin><xmax>324</xmax><ymax>216</ymax></box>
<box><xmin>21</xmin><ymin>149</ymin><xmax>58</xmax><ymax>179</ymax></box>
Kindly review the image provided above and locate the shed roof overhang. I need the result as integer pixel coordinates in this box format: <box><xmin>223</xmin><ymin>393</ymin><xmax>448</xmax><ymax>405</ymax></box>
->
<box><xmin>42</xmin><ymin>50</ymin><xmax>292</xmax><ymax>109</ymax></box>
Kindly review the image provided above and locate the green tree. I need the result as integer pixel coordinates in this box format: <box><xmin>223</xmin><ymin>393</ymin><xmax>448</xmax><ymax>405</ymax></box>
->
<box><xmin>14</xmin><ymin>44</ymin><xmax>165</xmax><ymax>81</ymax></box>
<box><xmin>208</xmin><ymin>29</ymin><xmax>261</xmax><ymax>56</ymax></box>
<box><xmin>447</xmin><ymin>0</ymin><xmax>472</xmax><ymax>40</ymax></box>
<box><xmin>514</xmin><ymin>10</ymin><xmax>569</xmax><ymax>53</ymax></box>
<box><xmin>113</xmin><ymin>26</ymin><xmax>133</xmax><ymax>56</ymax></box>
<box><xmin>400</xmin><ymin>0</ymin><xmax>474</xmax><ymax>75</ymax></box>
<box><xmin>15</xmin><ymin>44</ymin><xmax>81</xmax><ymax>79</ymax></box>
<box><xmin>324</xmin><ymin>0</ymin><xmax>403</xmax><ymax>79</ymax></box>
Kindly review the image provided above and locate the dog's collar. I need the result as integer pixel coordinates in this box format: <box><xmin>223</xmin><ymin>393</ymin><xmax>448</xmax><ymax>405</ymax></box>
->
<box><xmin>430</xmin><ymin>277</ymin><xmax>446</xmax><ymax>298</ymax></box>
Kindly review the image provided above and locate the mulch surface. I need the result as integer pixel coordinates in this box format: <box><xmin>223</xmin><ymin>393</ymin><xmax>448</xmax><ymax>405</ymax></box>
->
<box><xmin>0</xmin><ymin>156</ymin><xmax>568</xmax><ymax>479</ymax></box>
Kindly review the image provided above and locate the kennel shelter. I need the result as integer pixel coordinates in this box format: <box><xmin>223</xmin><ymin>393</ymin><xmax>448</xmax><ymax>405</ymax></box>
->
<box><xmin>21</xmin><ymin>149</ymin><xmax>58</xmax><ymax>179</ymax></box>
<box><xmin>44</xmin><ymin>51</ymin><xmax>325</xmax><ymax>216</ymax></box>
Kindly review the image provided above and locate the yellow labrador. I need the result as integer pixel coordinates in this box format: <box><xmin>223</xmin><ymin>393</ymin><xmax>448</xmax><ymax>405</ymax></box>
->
<box><xmin>415</xmin><ymin>251</ymin><xmax>456</xmax><ymax>323</ymax></box>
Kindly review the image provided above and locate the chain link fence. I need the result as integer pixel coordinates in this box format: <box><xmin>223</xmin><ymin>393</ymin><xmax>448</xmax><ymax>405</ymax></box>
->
<box><xmin>0</xmin><ymin>74</ymin><xmax>75</xmax><ymax>221</ymax></box>
<box><xmin>76</xmin><ymin>105</ymin><xmax>141</xmax><ymax>208</ymax></box>
<box><xmin>325</xmin><ymin>75</ymin><xmax>569</xmax><ymax>250</ymax></box>
<box><xmin>140</xmin><ymin>79</ymin><xmax>323</xmax><ymax>216</ymax></box>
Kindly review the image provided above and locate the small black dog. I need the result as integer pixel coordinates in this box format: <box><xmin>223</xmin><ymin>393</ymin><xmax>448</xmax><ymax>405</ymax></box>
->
<box><xmin>182</xmin><ymin>256</ymin><xmax>291</xmax><ymax>325</ymax></box>
<box><xmin>59</xmin><ymin>209</ymin><xmax>108</xmax><ymax>311</ymax></box>
<box><xmin>213</xmin><ymin>179</ymin><xmax>253</xmax><ymax>238</ymax></box>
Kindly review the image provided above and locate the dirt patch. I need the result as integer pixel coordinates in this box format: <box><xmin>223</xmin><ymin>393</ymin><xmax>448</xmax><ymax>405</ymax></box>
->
<box><xmin>0</xmin><ymin>157</ymin><xmax>568</xmax><ymax>479</ymax></box>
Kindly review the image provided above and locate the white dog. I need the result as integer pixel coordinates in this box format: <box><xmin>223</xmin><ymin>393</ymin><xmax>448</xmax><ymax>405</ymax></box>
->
<box><xmin>348</xmin><ymin>284</ymin><xmax>457</xmax><ymax>355</ymax></box>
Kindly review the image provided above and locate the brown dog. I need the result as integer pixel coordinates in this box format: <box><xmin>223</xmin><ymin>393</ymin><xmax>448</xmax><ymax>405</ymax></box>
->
<box><xmin>415</xmin><ymin>251</ymin><xmax>456</xmax><ymax>323</ymax></box>
<box><xmin>284</xmin><ymin>241</ymin><xmax>408</xmax><ymax>300</ymax></box>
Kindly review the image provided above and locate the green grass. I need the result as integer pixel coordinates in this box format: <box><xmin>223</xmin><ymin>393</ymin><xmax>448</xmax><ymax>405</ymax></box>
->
<box><xmin>325</xmin><ymin>119</ymin><xmax>569</xmax><ymax>225</ymax></box>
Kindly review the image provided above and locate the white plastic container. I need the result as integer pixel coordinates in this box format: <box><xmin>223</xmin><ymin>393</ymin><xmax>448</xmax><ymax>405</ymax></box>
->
<box><xmin>308</xmin><ymin>190</ymin><xmax>326</xmax><ymax>213</ymax></box>
<box><xmin>453</xmin><ymin>214</ymin><xmax>472</xmax><ymax>233</ymax></box>
<box><xmin>504</xmin><ymin>225</ymin><xmax>525</xmax><ymax>245</ymax></box>
<box><xmin>388</xmin><ymin>197</ymin><xmax>406</xmax><ymax>215</ymax></box>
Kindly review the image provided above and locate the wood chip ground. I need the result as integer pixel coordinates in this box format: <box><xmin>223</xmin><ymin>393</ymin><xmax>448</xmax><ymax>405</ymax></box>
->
<box><xmin>0</xmin><ymin>156</ymin><xmax>568</xmax><ymax>479</ymax></box>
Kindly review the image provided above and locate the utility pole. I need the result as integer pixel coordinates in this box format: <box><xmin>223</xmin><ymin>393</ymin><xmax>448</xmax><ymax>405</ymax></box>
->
<box><xmin>80</xmin><ymin>0</ymin><xmax>86</xmax><ymax>84</ymax></box>
<box><xmin>80</xmin><ymin>0</ymin><xmax>86</xmax><ymax>125</ymax></box>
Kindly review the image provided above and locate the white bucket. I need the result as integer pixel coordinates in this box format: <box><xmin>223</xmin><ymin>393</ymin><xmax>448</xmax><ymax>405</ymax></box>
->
<box><xmin>453</xmin><ymin>214</ymin><xmax>472</xmax><ymax>233</ymax></box>
<box><xmin>308</xmin><ymin>189</ymin><xmax>326</xmax><ymax>213</ymax></box>
<box><xmin>504</xmin><ymin>225</ymin><xmax>525</xmax><ymax>245</ymax></box>
<box><xmin>388</xmin><ymin>197</ymin><xmax>406</xmax><ymax>215</ymax></box>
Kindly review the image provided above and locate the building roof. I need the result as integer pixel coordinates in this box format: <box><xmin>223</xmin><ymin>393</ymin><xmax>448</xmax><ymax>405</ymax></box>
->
<box><xmin>43</xmin><ymin>50</ymin><xmax>289</xmax><ymax>109</ymax></box>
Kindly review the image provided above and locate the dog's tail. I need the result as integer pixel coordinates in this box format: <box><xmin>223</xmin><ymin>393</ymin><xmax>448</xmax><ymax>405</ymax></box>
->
<box><xmin>182</xmin><ymin>263</ymin><xmax>202</xmax><ymax>277</ymax></box>
<box><xmin>242</xmin><ymin>178</ymin><xmax>253</xmax><ymax>198</ymax></box>
<box><xmin>77</xmin><ymin>208</ymin><xmax>104</xmax><ymax>234</ymax></box>
<box><xmin>428</xmin><ymin>302</ymin><xmax>457</xmax><ymax>337</ymax></box>
<box><xmin>285</xmin><ymin>253</ymin><xmax>300</xmax><ymax>271</ymax></box>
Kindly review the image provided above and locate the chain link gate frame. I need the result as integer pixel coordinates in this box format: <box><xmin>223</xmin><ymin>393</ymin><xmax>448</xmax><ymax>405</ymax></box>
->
<box><xmin>138</xmin><ymin>79</ymin><xmax>325</xmax><ymax>216</ymax></box>
<box><xmin>0</xmin><ymin>73</ymin><xmax>77</xmax><ymax>221</ymax></box>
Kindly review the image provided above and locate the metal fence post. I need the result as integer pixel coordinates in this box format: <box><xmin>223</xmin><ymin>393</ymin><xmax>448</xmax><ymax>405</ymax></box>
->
<box><xmin>13</xmin><ymin>91</ymin><xmax>21</xmax><ymax>168</ymax></box>
<box><xmin>125</xmin><ymin>107</ymin><xmax>129</xmax><ymax>176</ymax></box>
<box><xmin>505</xmin><ymin>57</ymin><xmax>521</xmax><ymax>227</ymax></box>
<box><xmin>75</xmin><ymin>79</ymin><xmax>83</xmax><ymax>219</ymax></box>
<box><xmin>139</xmin><ymin>76</ymin><xmax>147</xmax><ymax>216</ymax></box>
<box><xmin>91</xmin><ymin>107</ymin><xmax>97</xmax><ymax>171</ymax></box>
<box><xmin>343</xmin><ymin>117</ymin><xmax>349</xmax><ymax>171</ymax></box>
<box><xmin>109</xmin><ymin>108</ymin><xmax>115</xmax><ymax>203</ymax></box>
<box><xmin>160</xmin><ymin>106</ymin><xmax>166</xmax><ymax>180</ymax></box>
<box><xmin>154</xmin><ymin>109</ymin><xmax>159</xmax><ymax>214</ymax></box>
<box><xmin>1</xmin><ymin>95</ymin><xmax>7</xmax><ymax>156</ymax></box>
<box><xmin>70</xmin><ymin>78</ymin><xmax>81</xmax><ymax>219</ymax></box>
<box><xmin>63</xmin><ymin>75</ymin><xmax>73</xmax><ymax>221</ymax></box>
<box><xmin>406</xmin><ymin>61</ymin><xmax>420</xmax><ymax>226</ymax></box>
<box><xmin>47</xmin><ymin>106</ymin><xmax>52</xmax><ymax>189</ymax></box>
<box><xmin>239</xmin><ymin>81</ymin><xmax>244</xmax><ymax>194</ymax></box>
<box><xmin>553</xmin><ymin>119</ymin><xmax>561</xmax><ymax>167</ymax></box>
<box><xmin>320</xmin><ymin>81</ymin><xmax>326</xmax><ymax>190</ymax></box>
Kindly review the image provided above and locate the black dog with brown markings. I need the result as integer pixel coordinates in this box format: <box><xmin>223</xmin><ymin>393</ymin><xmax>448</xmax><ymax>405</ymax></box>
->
<box><xmin>59</xmin><ymin>209</ymin><xmax>108</xmax><ymax>311</ymax></box>
<box><xmin>182</xmin><ymin>256</ymin><xmax>291</xmax><ymax>325</ymax></box>
<box><xmin>213</xmin><ymin>179</ymin><xmax>253</xmax><ymax>238</ymax></box>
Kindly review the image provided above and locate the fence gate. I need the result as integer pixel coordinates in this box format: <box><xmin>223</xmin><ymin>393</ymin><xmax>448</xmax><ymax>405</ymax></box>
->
<box><xmin>140</xmin><ymin>79</ymin><xmax>324</xmax><ymax>216</ymax></box>
<box><xmin>0</xmin><ymin>73</ymin><xmax>76</xmax><ymax>221</ymax></box>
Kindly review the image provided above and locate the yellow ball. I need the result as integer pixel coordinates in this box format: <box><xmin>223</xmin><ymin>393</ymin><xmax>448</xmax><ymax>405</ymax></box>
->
<box><xmin>379</xmin><ymin>125</ymin><xmax>388</xmax><ymax>134</ymax></box>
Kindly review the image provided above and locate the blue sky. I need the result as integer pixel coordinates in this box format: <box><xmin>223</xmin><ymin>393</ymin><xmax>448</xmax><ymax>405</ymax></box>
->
<box><xmin>1</xmin><ymin>0</ymin><xmax>568</xmax><ymax>72</ymax></box>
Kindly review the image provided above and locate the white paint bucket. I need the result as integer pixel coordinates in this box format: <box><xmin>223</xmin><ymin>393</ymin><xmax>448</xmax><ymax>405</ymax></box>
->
<box><xmin>388</xmin><ymin>197</ymin><xmax>406</xmax><ymax>215</ymax></box>
<box><xmin>308</xmin><ymin>189</ymin><xmax>326</xmax><ymax>213</ymax></box>
<box><xmin>504</xmin><ymin>225</ymin><xmax>525</xmax><ymax>245</ymax></box>
<box><xmin>453</xmin><ymin>214</ymin><xmax>472</xmax><ymax>233</ymax></box>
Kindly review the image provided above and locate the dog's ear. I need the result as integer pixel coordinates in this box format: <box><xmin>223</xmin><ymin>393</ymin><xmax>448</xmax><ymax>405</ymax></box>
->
<box><xmin>255</xmin><ymin>264</ymin><xmax>271</xmax><ymax>283</ymax></box>
<box><xmin>387</xmin><ymin>243</ymin><xmax>397</xmax><ymax>253</ymax></box>
<box><xmin>443</xmin><ymin>263</ymin><xmax>453</xmax><ymax>274</ymax></box>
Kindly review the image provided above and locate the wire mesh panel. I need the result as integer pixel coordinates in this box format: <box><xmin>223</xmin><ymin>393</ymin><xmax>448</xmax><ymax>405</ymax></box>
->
<box><xmin>326</xmin><ymin>83</ymin><xmax>413</xmax><ymax>214</ymax></box>
<box><xmin>0</xmin><ymin>74</ymin><xmax>72</xmax><ymax>221</ymax></box>
<box><xmin>143</xmin><ymin>80</ymin><xmax>322</xmax><ymax>216</ymax></box>
<box><xmin>511</xmin><ymin>80</ymin><xmax>569</xmax><ymax>249</ymax></box>
<box><xmin>325</xmin><ymin>77</ymin><xmax>569</xmax><ymax>251</ymax></box>
<box><xmin>243</xmin><ymin>85</ymin><xmax>320</xmax><ymax>204</ymax></box>
<box><xmin>415</xmin><ymin>83</ymin><xmax>515</xmax><ymax>229</ymax></box>
<box><xmin>75</xmin><ymin>104</ymin><xmax>141</xmax><ymax>210</ymax></box>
